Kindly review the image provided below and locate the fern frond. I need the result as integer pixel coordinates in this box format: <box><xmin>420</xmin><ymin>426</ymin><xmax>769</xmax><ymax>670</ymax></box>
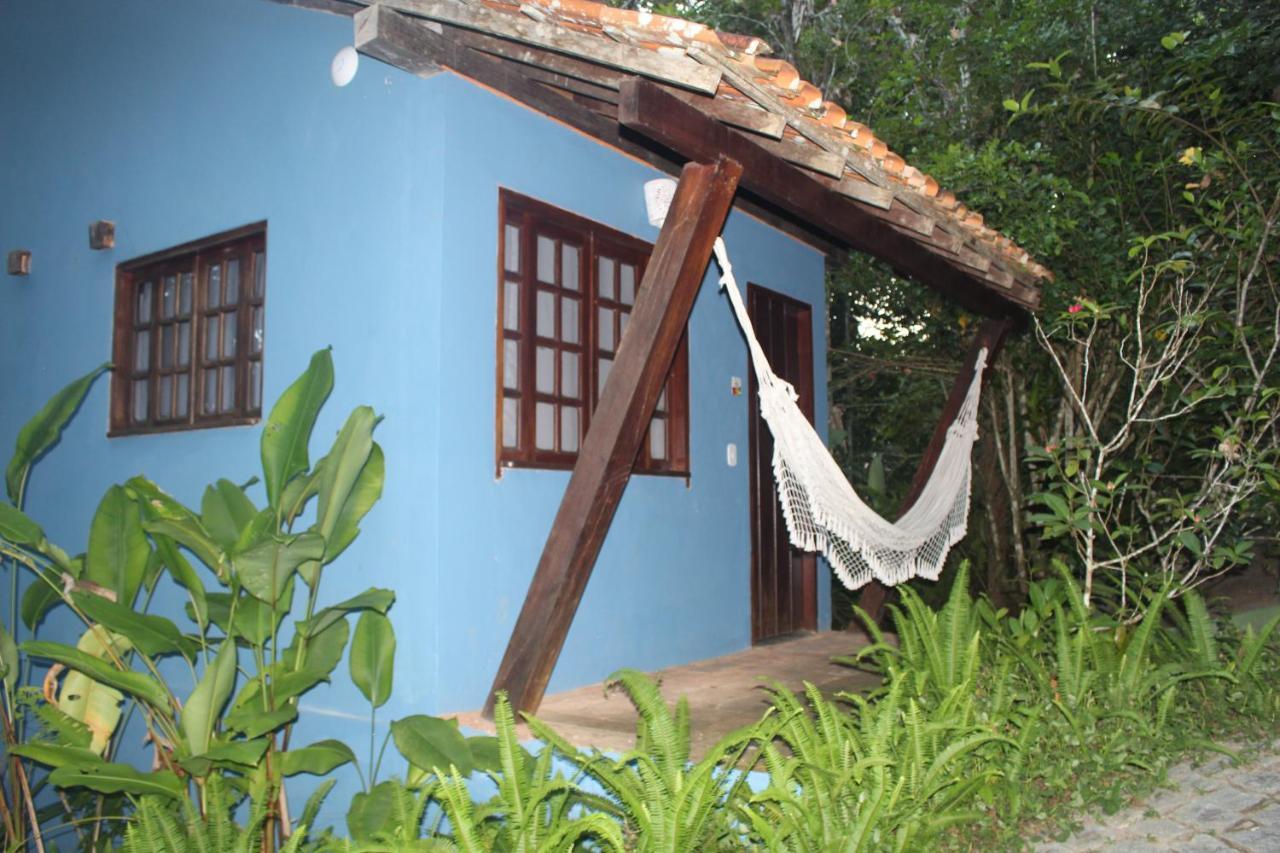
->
<box><xmin>123</xmin><ymin>797</ymin><xmax>186</xmax><ymax>853</ymax></box>
<box><xmin>1238</xmin><ymin>610</ymin><xmax>1280</xmax><ymax>681</ymax></box>
<box><xmin>1182</xmin><ymin>590</ymin><xmax>1219</xmax><ymax>668</ymax></box>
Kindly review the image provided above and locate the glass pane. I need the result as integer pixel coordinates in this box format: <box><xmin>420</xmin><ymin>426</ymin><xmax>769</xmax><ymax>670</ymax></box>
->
<box><xmin>160</xmin><ymin>325</ymin><xmax>175</xmax><ymax>369</ymax></box>
<box><xmin>204</xmin><ymin>316</ymin><xmax>220</xmax><ymax>361</ymax></box>
<box><xmin>179</xmin><ymin>273</ymin><xmax>193</xmax><ymax>316</ymax></box>
<box><xmin>560</xmin><ymin>406</ymin><xmax>579</xmax><ymax>452</ymax></box>
<box><xmin>535</xmin><ymin>402</ymin><xmax>555</xmax><ymax>450</ymax></box>
<box><xmin>249</xmin><ymin>361</ymin><xmax>262</xmax><ymax>411</ymax></box>
<box><xmin>559</xmin><ymin>297</ymin><xmax>579</xmax><ymax>345</ymax></box>
<box><xmin>503</xmin><ymin>340</ymin><xmax>519</xmax><ymax>390</ymax></box>
<box><xmin>503</xmin><ymin>281</ymin><xmax>520</xmax><ymax>331</ymax></box>
<box><xmin>134</xmin><ymin>330</ymin><xmax>150</xmax><ymax>371</ymax></box>
<box><xmin>137</xmin><ymin>281</ymin><xmax>153</xmax><ymax>323</ymax></box>
<box><xmin>207</xmin><ymin>264</ymin><xmax>222</xmax><ymax>308</ymax></box>
<box><xmin>560</xmin><ymin>351</ymin><xmax>580</xmax><ymax>398</ymax></box>
<box><xmin>649</xmin><ymin>418</ymin><xmax>667</xmax><ymax>460</ymax></box>
<box><xmin>656</xmin><ymin>386</ymin><xmax>667</xmax><ymax>413</ymax></box>
<box><xmin>225</xmin><ymin>259</ymin><xmax>240</xmax><ymax>305</ymax></box>
<box><xmin>619</xmin><ymin>311</ymin><xmax>629</xmax><ymax>342</ymax></box>
<box><xmin>158</xmin><ymin>374</ymin><xmax>172</xmax><ymax>418</ymax></box>
<box><xmin>251</xmin><ymin>308</ymin><xmax>263</xmax><ymax>354</ymax></box>
<box><xmin>598</xmin><ymin>257</ymin><xmax>615</xmax><ymax>300</ymax></box>
<box><xmin>502</xmin><ymin>397</ymin><xmax>519</xmax><ymax>448</ymax></box>
<box><xmin>620</xmin><ymin>264</ymin><xmax>636</xmax><ymax>305</ymax></box>
<box><xmin>132</xmin><ymin>380</ymin><xmax>148</xmax><ymax>424</ymax></box>
<box><xmin>161</xmin><ymin>276</ymin><xmax>176</xmax><ymax>319</ymax></box>
<box><xmin>536</xmin><ymin>290</ymin><xmax>556</xmax><ymax>339</ymax></box>
<box><xmin>598</xmin><ymin>357</ymin><xmax>612</xmax><ymax>396</ymax></box>
<box><xmin>203</xmin><ymin>368</ymin><xmax>218</xmax><ymax>414</ymax></box>
<box><xmin>253</xmin><ymin>252</ymin><xmax>266</xmax><ymax>298</ymax></box>
<box><xmin>535</xmin><ymin>346</ymin><xmax>555</xmax><ymax>394</ymax></box>
<box><xmin>598</xmin><ymin>307</ymin><xmax>615</xmax><ymax>352</ymax></box>
<box><xmin>222</xmin><ymin>310</ymin><xmax>238</xmax><ymax>357</ymax></box>
<box><xmin>504</xmin><ymin>224</ymin><xmax>520</xmax><ymax>273</ymax></box>
<box><xmin>220</xmin><ymin>365</ymin><xmax>235</xmax><ymax>412</ymax></box>
<box><xmin>536</xmin><ymin>235</ymin><xmax>555</xmax><ymax>283</ymax></box>
<box><xmin>177</xmin><ymin>322</ymin><xmax>191</xmax><ymax>367</ymax></box>
<box><xmin>176</xmin><ymin>373</ymin><xmax>189</xmax><ymax>418</ymax></box>
<box><xmin>561</xmin><ymin>244</ymin><xmax>579</xmax><ymax>291</ymax></box>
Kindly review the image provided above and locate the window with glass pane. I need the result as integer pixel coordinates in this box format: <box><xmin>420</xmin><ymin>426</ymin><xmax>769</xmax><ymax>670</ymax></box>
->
<box><xmin>110</xmin><ymin>223</ymin><xmax>266</xmax><ymax>435</ymax></box>
<box><xmin>497</xmin><ymin>192</ymin><xmax>688</xmax><ymax>475</ymax></box>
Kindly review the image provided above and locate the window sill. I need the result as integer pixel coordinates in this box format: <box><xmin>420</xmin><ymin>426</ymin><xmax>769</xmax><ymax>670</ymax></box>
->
<box><xmin>497</xmin><ymin>459</ymin><xmax>690</xmax><ymax>479</ymax></box>
<box><xmin>108</xmin><ymin>415</ymin><xmax>260</xmax><ymax>439</ymax></box>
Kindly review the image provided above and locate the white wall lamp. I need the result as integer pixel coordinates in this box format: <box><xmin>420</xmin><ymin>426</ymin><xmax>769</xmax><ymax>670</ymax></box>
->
<box><xmin>331</xmin><ymin>45</ymin><xmax>359</xmax><ymax>87</ymax></box>
<box><xmin>644</xmin><ymin>178</ymin><xmax>678</xmax><ymax>228</ymax></box>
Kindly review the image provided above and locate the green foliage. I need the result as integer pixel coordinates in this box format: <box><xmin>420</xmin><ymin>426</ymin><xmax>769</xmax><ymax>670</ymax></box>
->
<box><xmin>0</xmin><ymin>350</ymin><xmax>411</xmax><ymax>851</ymax></box>
<box><xmin>5</xmin><ymin>363</ymin><xmax>108</xmax><ymax>505</ymax></box>
<box><xmin>350</xmin><ymin>612</ymin><xmax>395</xmax><ymax>710</ymax></box>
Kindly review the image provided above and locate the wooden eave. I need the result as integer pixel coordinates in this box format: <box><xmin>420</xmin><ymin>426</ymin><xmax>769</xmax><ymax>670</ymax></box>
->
<box><xmin>273</xmin><ymin>0</ymin><xmax>1049</xmax><ymax>318</ymax></box>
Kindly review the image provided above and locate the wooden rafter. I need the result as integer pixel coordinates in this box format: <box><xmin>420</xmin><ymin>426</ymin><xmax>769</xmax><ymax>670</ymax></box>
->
<box><xmin>359</xmin><ymin>0</ymin><xmax>721</xmax><ymax>93</ymax></box>
<box><xmin>617</xmin><ymin>78</ymin><xmax>1038</xmax><ymax>313</ymax></box>
<box><xmin>484</xmin><ymin>157</ymin><xmax>744</xmax><ymax>717</ymax></box>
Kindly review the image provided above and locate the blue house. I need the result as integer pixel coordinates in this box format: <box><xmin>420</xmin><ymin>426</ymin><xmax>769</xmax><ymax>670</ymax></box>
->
<box><xmin>1</xmin><ymin>0</ymin><xmax>1044</xmax><ymax>766</ymax></box>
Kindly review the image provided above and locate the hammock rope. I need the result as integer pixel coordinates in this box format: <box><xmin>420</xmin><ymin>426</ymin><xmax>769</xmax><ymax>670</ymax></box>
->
<box><xmin>713</xmin><ymin>238</ymin><xmax>987</xmax><ymax>590</ymax></box>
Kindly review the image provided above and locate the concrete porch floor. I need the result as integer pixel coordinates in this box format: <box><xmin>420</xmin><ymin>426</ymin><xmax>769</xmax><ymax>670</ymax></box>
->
<box><xmin>452</xmin><ymin>630</ymin><xmax>881</xmax><ymax>757</ymax></box>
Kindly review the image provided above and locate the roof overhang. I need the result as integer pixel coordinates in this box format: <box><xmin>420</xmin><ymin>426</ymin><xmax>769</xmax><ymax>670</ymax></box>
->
<box><xmin>274</xmin><ymin>0</ymin><xmax>1048</xmax><ymax>317</ymax></box>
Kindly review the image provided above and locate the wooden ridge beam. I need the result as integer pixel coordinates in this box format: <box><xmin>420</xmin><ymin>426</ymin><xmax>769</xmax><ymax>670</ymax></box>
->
<box><xmin>618</xmin><ymin>78</ymin><xmax>1034</xmax><ymax>315</ymax></box>
<box><xmin>856</xmin><ymin>317</ymin><xmax>1012</xmax><ymax>622</ymax></box>
<box><xmin>363</xmin><ymin>0</ymin><xmax>722</xmax><ymax>94</ymax></box>
<box><xmin>485</xmin><ymin>157</ymin><xmax>744</xmax><ymax>717</ymax></box>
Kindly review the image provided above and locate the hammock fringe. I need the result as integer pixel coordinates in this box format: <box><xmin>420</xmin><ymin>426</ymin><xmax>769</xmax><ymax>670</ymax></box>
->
<box><xmin>714</xmin><ymin>238</ymin><xmax>986</xmax><ymax>591</ymax></box>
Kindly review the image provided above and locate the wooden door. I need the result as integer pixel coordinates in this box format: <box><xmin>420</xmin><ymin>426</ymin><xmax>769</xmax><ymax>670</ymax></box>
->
<box><xmin>748</xmin><ymin>284</ymin><xmax>817</xmax><ymax>643</ymax></box>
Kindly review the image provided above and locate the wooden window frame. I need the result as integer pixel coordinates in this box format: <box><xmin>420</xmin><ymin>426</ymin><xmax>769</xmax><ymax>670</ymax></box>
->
<box><xmin>496</xmin><ymin>191</ymin><xmax>690</xmax><ymax>476</ymax></box>
<box><xmin>109</xmin><ymin>222</ymin><xmax>267</xmax><ymax>436</ymax></box>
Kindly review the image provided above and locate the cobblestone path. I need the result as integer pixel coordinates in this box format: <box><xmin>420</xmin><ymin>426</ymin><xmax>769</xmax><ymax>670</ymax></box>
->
<box><xmin>1038</xmin><ymin>743</ymin><xmax>1280</xmax><ymax>851</ymax></box>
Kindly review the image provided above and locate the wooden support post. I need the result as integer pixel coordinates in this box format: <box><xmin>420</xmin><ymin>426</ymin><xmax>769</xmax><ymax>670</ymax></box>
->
<box><xmin>484</xmin><ymin>157</ymin><xmax>743</xmax><ymax>718</ymax></box>
<box><xmin>856</xmin><ymin>317</ymin><xmax>1013</xmax><ymax>623</ymax></box>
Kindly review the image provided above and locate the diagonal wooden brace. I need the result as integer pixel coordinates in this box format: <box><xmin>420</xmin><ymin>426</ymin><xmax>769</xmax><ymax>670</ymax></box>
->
<box><xmin>484</xmin><ymin>158</ymin><xmax>743</xmax><ymax>718</ymax></box>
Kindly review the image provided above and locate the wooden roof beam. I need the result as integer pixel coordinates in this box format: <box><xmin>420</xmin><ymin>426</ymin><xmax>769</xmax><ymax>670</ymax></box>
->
<box><xmin>618</xmin><ymin>78</ymin><xmax>1035</xmax><ymax>315</ymax></box>
<box><xmin>688</xmin><ymin>45</ymin><xmax>1041</xmax><ymax>286</ymax></box>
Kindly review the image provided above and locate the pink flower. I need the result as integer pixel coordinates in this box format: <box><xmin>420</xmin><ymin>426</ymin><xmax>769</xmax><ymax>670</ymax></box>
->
<box><xmin>1068</xmin><ymin>303</ymin><xmax>1083</xmax><ymax>314</ymax></box>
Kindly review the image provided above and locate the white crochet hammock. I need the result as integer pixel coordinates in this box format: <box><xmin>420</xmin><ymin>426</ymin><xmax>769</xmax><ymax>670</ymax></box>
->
<box><xmin>713</xmin><ymin>239</ymin><xmax>986</xmax><ymax>590</ymax></box>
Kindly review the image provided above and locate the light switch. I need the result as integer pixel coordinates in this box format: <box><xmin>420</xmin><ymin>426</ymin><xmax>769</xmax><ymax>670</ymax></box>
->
<box><xmin>726</xmin><ymin>443</ymin><xmax>738</xmax><ymax>467</ymax></box>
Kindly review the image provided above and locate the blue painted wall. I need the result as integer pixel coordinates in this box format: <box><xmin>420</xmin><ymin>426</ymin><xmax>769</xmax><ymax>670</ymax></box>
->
<box><xmin>0</xmin><ymin>0</ymin><xmax>827</xmax><ymax>788</ymax></box>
